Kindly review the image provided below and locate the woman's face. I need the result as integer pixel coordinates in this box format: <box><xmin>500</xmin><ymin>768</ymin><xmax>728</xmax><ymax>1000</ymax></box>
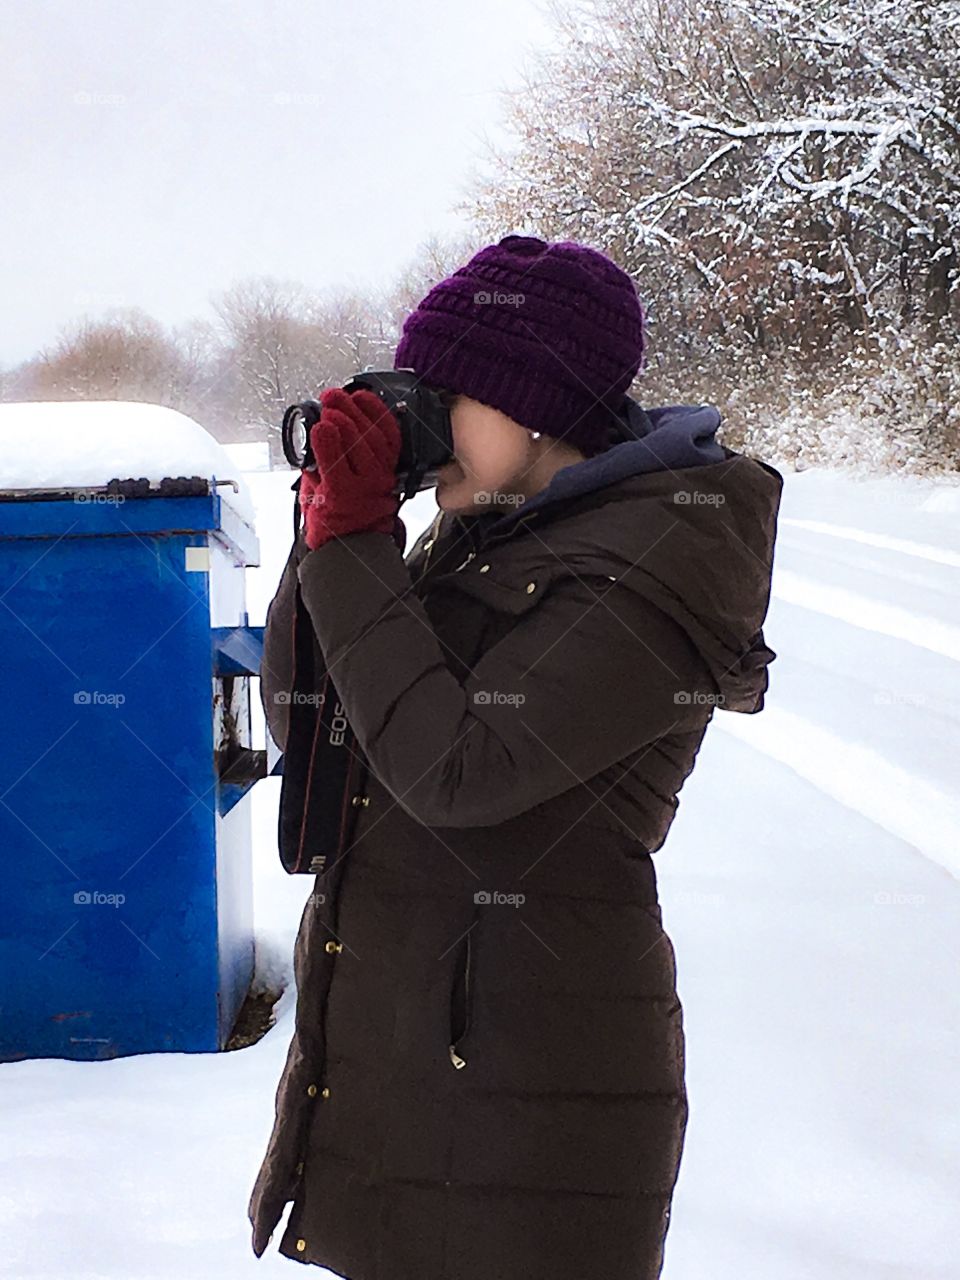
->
<box><xmin>433</xmin><ymin>394</ymin><xmax>541</xmax><ymax>516</ymax></box>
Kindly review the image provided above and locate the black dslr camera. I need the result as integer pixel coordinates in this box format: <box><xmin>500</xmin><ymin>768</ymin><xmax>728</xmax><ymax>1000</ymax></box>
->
<box><xmin>281</xmin><ymin>368</ymin><xmax>455</xmax><ymax>503</ymax></box>
<box><xmin>281</xmin><ymin>367</ymin><xmax>657</xmax><ymax>504</ymax></box>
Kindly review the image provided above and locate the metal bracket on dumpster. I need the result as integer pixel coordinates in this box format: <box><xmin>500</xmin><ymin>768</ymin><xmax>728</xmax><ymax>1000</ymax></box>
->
<box><xmin>212</xmin><ymin>625</ymin><xmax>269</xmax><ymax>815</ymax></box>
<box><xmin>212</xmin><ymin>625</ymin><xmax>285</xmax><ymax>785</ymax></box>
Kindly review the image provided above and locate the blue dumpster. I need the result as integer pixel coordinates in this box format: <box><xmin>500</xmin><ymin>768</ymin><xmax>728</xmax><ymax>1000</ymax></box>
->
<box><xmin>0</xmin><ymin>439</ymin><xmax>266</xmax><ymax>1061</ymax></box>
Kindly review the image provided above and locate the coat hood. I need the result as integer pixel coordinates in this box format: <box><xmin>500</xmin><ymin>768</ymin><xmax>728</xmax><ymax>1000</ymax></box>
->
<box><xmin>461</xmin><ymin>403</ymin><xmax>783</xmax><ymax>714</ymax></box>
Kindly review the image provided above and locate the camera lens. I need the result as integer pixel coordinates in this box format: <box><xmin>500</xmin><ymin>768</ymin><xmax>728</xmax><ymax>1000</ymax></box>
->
<box><xmin>289</xmin><ymin>414</ymin><xmax>307</xmax><ymax>466</ymax></box>
<box><xmin>281</xmin><ymin>399</ymin><xmax>323</xmax><ymax>470</ymax></box>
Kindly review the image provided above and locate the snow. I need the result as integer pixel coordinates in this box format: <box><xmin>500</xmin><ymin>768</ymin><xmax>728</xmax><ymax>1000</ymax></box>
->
<box><xmin>0</xmin><ymin>401</ymin><xmax>256</xmax><ymax>527</ymax></box>
<box><xmin>2</xmin><ymin>462</ymin><xmax>959</xmax><ymax>1279</ymax></box>
<box><xmin>223</xmin><ymin>442</ymin><xmax>272</xmax><ymax>474</ymax></box>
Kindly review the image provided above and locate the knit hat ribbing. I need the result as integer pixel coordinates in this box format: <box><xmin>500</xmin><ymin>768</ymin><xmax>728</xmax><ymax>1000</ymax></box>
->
<box><xmin>393</xmin><ymin>234</ymin><xmax>646</xmax><ymax>456</ymax></box>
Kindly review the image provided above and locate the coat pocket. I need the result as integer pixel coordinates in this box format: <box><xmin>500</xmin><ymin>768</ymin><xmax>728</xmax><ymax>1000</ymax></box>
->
<box><xmin>448</xmin><ymin>927</ymin><xmax>475</xmax><ymax>1070</ymax></box>
<box><xmin>425</xmin><ymin>558</ymin><xmax>564</xmax><ymax>618</ymax></box>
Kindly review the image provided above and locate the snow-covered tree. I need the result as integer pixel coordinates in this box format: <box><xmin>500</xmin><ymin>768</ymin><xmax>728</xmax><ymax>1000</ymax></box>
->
<box><xmin>465</xmin><ymin>0</ymin><xmax>960</xmax><ymax>351</ymax></box>
<box><xmin>209</xmin><ymin>277</ymin><xmax>396</xmax><ymax>441</ymax></box>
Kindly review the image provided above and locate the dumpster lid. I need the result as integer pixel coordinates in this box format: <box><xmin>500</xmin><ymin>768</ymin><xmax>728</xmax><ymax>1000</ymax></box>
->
<box><xmin>0</xmin><ymin>400</ymin><xmax>256</xmax><ymax>527</ymax></box>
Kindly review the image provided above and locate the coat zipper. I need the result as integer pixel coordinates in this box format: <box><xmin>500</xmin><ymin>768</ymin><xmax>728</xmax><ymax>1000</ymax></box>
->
<box><xmin>419</xmin><ymin>511</ymin><xmax>444</xmax><ymax>578</ymax></box>
<box><xmin>448</xmin><ymin>928</ymin><xmax>473</xmax><ymax>1070</ymax></box>
<box><xmin>422</xmin><ymin>507</ymin><xmax>539</xmax><ymax>590</ymax></box>
<box><xmin>450</xmin><ymin>512</ymin><xmax>539</xmax><ymax>571</ymax></box>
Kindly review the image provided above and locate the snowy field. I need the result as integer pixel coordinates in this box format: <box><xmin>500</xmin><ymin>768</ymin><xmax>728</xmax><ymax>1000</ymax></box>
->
<box><xmin>2</xmin><ymin>459</ymin><xmax>959</xmax><ymax>1280</ymax></box>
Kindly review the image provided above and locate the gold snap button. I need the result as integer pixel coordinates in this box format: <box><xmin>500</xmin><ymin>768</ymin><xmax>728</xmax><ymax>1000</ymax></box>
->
<box><xmin>296</xmin><ymin>1161</ymin><xmax>304</xmax><ymax>1175</ymax></box>
<box><xmin>423</xmin><ymin>537</ymin><xmax>434</xmax><ymax>550</ymax></box>
<box><xmin>607</xmin><ymin>574</ymin><xmax>617</xmax><ymax>581</ymax></box>
<box><xmin>306</xmin><ymin>1084</ymin><xmax>317</xmax><ymax>1097</ymax></box>
<box><xmin>321</xmin><ymin>1086</ymin><xmax>331</xmax><ymax>1099</ymax></box>
<box><xmin>296</xmin><ymin>1238</ymin><xmax>307</xmax><ymax>1252</ymax></box>
<box><xmin>350</xmin><ymin>794</ymin><xmax>369</xmax><ymax>807</ymax></box>
<box><xmin>525</xmin><ymin>581</ymin><xmax>536</xmax><ymax>593</ymax></box>
<box><xmin>479</xmin><ymin>563</ymin><xmax>490</xmax><ymax>573</ymax></box>
<box><xmin>324</xmin><ymin>940</ymin><xmax>342</xmax><ymax>954</ymax></box>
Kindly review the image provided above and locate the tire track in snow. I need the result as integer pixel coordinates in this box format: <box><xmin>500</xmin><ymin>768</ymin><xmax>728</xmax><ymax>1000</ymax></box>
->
<box><xmin>779</xmin><ymin>517</ymin><xmax>960</xmax><ymax>569</ymax></box>
<box><xmin>773</xmin><ymin>569</ymin><xmax>960</xmax><ymax>662</ymax></box>
<box><xmin>776</xmin><ymin>533</ymin><xmax>960</xmax><ymax>602</ymax></box>
<box><xmin>715</xmin><ymin>704</ymin><xmax>960</xmax><ymax>881</ymax></box>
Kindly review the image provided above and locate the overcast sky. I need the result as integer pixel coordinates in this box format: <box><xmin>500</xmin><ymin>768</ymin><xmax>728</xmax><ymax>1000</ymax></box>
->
<box><xmin>2</xmin><ymin>0</ymin><xmax>555</xmax><ymax>367</ymax></box>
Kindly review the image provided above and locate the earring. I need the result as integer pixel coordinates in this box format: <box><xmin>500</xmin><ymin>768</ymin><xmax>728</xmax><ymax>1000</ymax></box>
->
<box><xmin>530</xmin><ymin>430</ymin><xmax>542</xmax><ymax>441</ymax></box>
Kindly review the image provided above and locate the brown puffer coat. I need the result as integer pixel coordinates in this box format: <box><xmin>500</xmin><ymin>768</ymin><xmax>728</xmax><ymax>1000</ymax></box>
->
<box><xmin>249</xmin><ymin>446</ymin><xmax>783</xmax><ymax>1280</ymax></box>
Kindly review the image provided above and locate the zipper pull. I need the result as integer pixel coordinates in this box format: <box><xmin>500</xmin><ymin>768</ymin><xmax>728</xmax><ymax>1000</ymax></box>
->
<box><xmin>414</xmin><ymin>511</ymin><xmax>445</xmax><ymax>585</ymax></box>
<box><xmin>449</xmin><ymin>1044</ymin><xmax>467</xmax><ymax>1069</ymax></box>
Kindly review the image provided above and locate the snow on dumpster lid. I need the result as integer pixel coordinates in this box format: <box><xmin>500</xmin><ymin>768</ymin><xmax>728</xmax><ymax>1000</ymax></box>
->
<box><xmin>0</xmin><ymin>400</ymin><xmax>256</xmax><ymax>527</ymax></box>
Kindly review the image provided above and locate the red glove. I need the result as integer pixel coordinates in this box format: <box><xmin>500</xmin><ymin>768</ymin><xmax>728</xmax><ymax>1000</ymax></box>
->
<box><xmin>298</xmin><ymin>387</ymin><xmax>406</xmax><ymax>553</ymax></box>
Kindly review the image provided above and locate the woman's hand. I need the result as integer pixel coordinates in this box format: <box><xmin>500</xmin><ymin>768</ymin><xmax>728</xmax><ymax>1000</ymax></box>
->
<box><xmin>299</xmin><ymin>387</ymin><xmax>405</xmax><ymax>553</ymax></box>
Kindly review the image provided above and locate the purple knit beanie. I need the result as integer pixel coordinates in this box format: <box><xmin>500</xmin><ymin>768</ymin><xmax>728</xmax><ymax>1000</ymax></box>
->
<box><xmin>393</xmin><ymin>234</ymin><xmax>646</xmax><ymax>456</ymax></box>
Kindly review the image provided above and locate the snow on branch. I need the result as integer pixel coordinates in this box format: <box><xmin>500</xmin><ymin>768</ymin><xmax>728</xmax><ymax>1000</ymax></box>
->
<box><xmin>672</xmin><ymin>113</ymin><xmax>916</xmax><ymax>145</ymax></box>
<box><xmin>630</xmin><ymin>140</ymin><xmax>741</xmax><ymax>213</ymax></box>
<box><xmin>778</xmin><ymin>121</ymin><xmax>913</xmax><ymax>203</ymax></box>
<box><xmin>778</xmin><ymin>259</ymin><xmax>846</xmax><ymax>286</ymax></box>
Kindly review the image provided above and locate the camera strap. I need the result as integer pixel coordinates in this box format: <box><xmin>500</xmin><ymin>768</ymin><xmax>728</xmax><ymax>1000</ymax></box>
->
<box><xmin>278</xmin><ymin>478</ymin><xmax>368</xmax><ymax>875</ymax></box>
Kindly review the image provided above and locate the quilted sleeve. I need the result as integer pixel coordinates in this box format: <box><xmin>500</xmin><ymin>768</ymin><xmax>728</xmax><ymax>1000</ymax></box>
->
<box><xmin>295</xmin><ymin>530</ymin><xmax>716</xmax><ymax>829</ymax></box>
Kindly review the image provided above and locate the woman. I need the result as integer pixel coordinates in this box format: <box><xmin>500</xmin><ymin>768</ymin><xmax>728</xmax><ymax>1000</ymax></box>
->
<box><xmin>248</xmin><ymin>234</ymin><xmax>783</xmax><ymax>1279</ymax></box>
